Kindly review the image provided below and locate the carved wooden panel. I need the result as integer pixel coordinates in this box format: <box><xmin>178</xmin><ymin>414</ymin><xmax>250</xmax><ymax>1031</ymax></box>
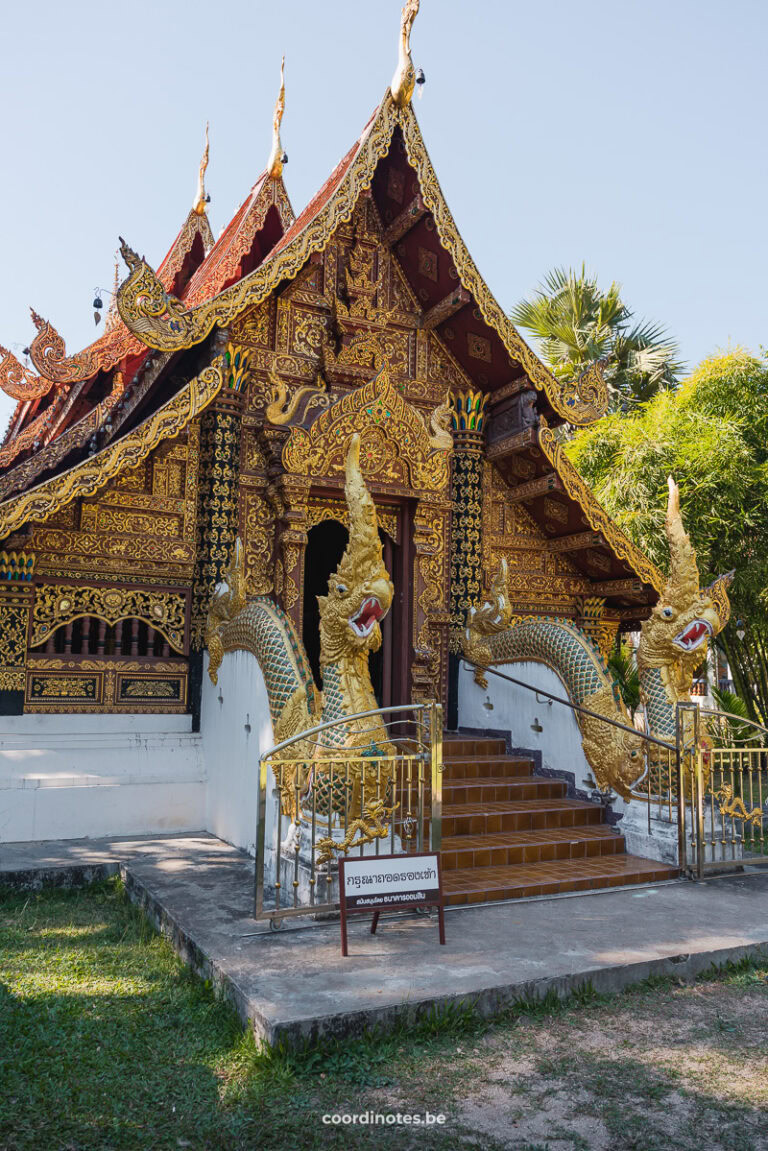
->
<box><xmin>29</xmin><ymin>426</ymin><xmax>200</xmax><ymax>583</ymax></box>
<box><xmin>482</xmin><ymin>462</ymin><xmax>590</xmax><ymax>615</ymax></box>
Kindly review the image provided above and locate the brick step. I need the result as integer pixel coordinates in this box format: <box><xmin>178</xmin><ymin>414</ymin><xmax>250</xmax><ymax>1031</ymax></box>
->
<box><xmin>440</xmin><ymin>825</ymin><xmax>625</xmax><ymax>870</ymax></box>
<box><xmin>442</xmin><ymin>738</ymin><xmax>507</xmax><ymax>760</ymax></box>
<box><xmin>442</xmin><ymin>798</ymin><xmax>603</xmax><ymax>838</ymax></box>
<box><xmin>442</xmin><ymin>855</ymin><xmax>679</xmax><ymax>905</ymax></box>
<box><xmin>442</xmin><ymin>776</ymin><xmax>565</xmax><ymax>804</ymax></box>
<box><xmin>439</xmin><ymin>756</ymin><xmax>534</xmax><ymax>780</ymax></box>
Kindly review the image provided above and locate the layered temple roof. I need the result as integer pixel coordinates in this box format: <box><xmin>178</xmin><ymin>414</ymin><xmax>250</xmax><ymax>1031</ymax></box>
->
<box><xmin>0</xmin><ymin>21</ymin><xmax>664</xmax><ymax>616</ymax></box>
<box><xmin>0</xmin><ymin>80</ymin><xmax>295</xmax><ymax>504</ymax></box>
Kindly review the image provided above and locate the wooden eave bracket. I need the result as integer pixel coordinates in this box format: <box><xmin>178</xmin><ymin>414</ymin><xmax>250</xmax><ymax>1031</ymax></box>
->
<box><xmin>486</xmin><ymin>427</ymin><xmax>538</xmax><ymax>461</ymax></box>
<box><xmin>421</xmin><ymin>287</ymin><xmax>471</xmax><ymax>331</ymax></box>
<box><xmin>383</xmin><ymin>194</ymin><xmax>427</xmax><ymax>245</ymax></box>
<box><xmin>547</xmin><ymin>530</ymin><xmax>605</xmax><ymax>553</ymax></box>
<box><xmin>506</xmin><ymin>472</ymin><xmax>562</xmax><ymax>503</ymax></box>
<box><xmin>590</xmin><ymin>578</ymin><xmax>645</xmax><ymax>597</ymax></box>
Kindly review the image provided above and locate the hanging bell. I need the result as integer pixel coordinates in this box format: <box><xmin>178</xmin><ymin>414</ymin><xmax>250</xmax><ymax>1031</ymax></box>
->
<box><xmin>93</xmin><ymin>296</ymin><xmax>103</xmax><ymax>310</ymax></box>
<box><xmin>415</xmin><ymin>67</ymin><xmax>426</xmax><ymax>98</ymax></box>
<box><xmin>281</xmin><ymin>151</ymin><xmax>288</xmax><ymax>165</ymax></box>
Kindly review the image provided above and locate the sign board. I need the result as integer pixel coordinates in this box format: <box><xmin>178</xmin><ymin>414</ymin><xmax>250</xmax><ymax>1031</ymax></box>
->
<box><xmin>338</xmin><ymin>852</ymin><xmax>445</xmax><ymax>956</ymax></box>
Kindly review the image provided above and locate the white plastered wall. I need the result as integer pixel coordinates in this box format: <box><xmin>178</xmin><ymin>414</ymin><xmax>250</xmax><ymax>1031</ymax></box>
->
<box><xmin>0</xmin><ymin>713</ymin><xmax>206</xmax><ymax>844</ymax></box>
<box><xmin>457</xmin><ymin>660</ymin><xmax>593</xmax><ymax>790</ymax></box>
<box><xmin>200</xmin><ymin>649</ymin><xmax>275</xmax><ymax>856</ymax></box>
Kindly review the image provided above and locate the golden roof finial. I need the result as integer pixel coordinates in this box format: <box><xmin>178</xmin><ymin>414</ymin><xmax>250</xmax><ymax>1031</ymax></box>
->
<box><xmin>193</xmin><ymin>122</ymin><xmax>210</xmax><ymax>215</ymax></box>
<box><xmin>267</xmin><ymin>56</ymin><xmax>286</xmax><ymax>180</ymax></box>
<box><xmin>390</xmin><ymin>0</ymin><xmax>420</xmax><ymax>107</ymax></box>
<box><xmin>105</xmin><ymin>251</ymin><xmax>120</xmax><ymax>330</ymax></box>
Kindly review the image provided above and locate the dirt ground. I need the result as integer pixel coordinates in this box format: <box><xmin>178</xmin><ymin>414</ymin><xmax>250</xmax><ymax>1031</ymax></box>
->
<box><xmin>364</xmin><ymin>974</ymin><xmax>768</xmax><ymax>1150</ymax></box>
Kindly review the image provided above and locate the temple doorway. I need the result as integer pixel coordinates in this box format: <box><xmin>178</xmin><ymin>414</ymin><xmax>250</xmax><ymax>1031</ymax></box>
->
<box><xmin>301</xmin><ymin>518</ymin><xmax>404</xmax><ymax>709</ymax></box>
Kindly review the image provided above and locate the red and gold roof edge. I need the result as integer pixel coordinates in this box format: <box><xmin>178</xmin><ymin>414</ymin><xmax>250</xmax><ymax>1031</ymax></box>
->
<box><xmin>114</xmin><ymin>94</ymin><xmax>608</xmax><ymax>427</ymax></box>
<box><xmin>24</xmin><ymin>208</ymin><xmax>214</xmax><ymax>387</ymax></box>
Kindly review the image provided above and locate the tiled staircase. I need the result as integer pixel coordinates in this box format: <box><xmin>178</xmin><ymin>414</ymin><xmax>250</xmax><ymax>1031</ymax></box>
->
<box><xmin>438</xmin><ymin>735</ymin><xmax>677</xmax><ymax>905</ymax></box>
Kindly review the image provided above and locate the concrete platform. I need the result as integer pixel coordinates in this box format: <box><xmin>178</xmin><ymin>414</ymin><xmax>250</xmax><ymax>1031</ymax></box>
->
<box><xmin>2</xmin><ymin>832</ymin><xmax>768</xmax><ymax>1047</ymax></box>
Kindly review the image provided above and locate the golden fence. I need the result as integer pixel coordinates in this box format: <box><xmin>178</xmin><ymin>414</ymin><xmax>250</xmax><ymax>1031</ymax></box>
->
<box><xmin>254</xmin><ymin>701</ymin><xmax>443</xmax><ymax>925</ymax></box>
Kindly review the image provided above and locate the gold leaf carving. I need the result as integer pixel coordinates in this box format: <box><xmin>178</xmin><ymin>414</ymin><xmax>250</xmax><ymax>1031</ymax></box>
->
<box><xmin>282</xmin><ymin>366</ymin><xmax>450</xmax><ymax>493</ymax></box>
<box><xmin>30</xmin><ymin>585</ymin><xmax>187</xmax><ymax>652</ymax></box>
<box><xmin>0</xmin><ymin>357</ymin><xmax>224</xmax><ymax>541</ymax></box>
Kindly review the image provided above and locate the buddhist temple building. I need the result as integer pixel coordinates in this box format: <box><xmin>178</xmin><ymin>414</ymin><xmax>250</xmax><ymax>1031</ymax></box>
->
<box><xmin>0</xmin><ymin>8</ymin><xmax>691</xmax><ymax>902</ymax></box>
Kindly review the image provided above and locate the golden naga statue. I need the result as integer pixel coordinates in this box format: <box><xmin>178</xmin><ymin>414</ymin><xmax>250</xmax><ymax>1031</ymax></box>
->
<box><xmin>464</xmin><ymin>478</ymin><xmax>734</xmax><ymax>798</ymax></box>
<box><xmin>116</xmin><ymin>239</ymin><xmax>192</xmax><ymax>347</ymax></box>
<box><xmin>205</xmin><ymin>433</ymin><xmax>394</xmax><ymax>820</ymax></box>
<box><xmin>464</xmin><ymin>560</ymin><xmax>644</xmax><ymax>798</ymax></box>
<box><xmin>637</xmin><ymin>476</ymin><xmax>733</xmax><ymax>744</ymax></box>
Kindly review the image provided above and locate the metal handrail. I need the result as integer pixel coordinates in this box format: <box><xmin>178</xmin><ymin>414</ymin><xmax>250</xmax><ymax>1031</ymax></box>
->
<box><xmin>260</xmin><ymin>702</ymin><xmax>429</xmax><ymax>760</ymax></box>
<box><xmin>460</xmin><ymin>657</ymin><xmax>676</xmax><ymax>752</ymax></box>
<box><xmin>698</xmin><ymin>707</ymin><xmax>768</xmax><ymax>743</ymax></box>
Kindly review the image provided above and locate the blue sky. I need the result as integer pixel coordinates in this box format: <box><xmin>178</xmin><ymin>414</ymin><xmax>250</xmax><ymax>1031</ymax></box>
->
<box><xmin>1</xmin><ymin>0</ymin><xmax>765</xmax><ymax>429</ymax></box>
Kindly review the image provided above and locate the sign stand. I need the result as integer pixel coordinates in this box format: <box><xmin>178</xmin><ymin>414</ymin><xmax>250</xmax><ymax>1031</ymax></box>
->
<box><xmin>338</xmin><ymin>852</ymin><xmax>445</xmax><ymax>956</ymax></box>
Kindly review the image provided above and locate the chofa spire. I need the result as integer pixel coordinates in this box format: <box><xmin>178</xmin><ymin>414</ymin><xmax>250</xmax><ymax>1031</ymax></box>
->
<box><xmin>390</xmin><ymin>0</ymin><xmax>420</xmax><ymax>107</ymax></box>
<box><xmin>267</xmin><ymin>56</ymin><xmax>286</xmax><ymax>180</ymax></box>
<box><xmin>193</xmin><ymin>122</ymin><xmax>210</xmax><ymax>216</ymax></box>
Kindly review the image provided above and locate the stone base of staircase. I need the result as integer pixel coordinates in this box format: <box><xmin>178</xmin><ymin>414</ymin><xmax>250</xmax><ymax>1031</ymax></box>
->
<box><xmin>439</xmin><ymin>735</ymin><xmax>677</xmax><ymax>905</ymax></box>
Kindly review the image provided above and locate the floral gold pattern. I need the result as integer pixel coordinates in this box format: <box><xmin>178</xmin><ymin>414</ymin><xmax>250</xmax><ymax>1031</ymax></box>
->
<box><xmin>30</xmin><ymin>585</ymin><xmax>187</xmax><ymax>652</ymax></box>
<box><xmin>0</xmin><ymin>356</ymin><xmax>224</xmax><ymax>542</ymax></box>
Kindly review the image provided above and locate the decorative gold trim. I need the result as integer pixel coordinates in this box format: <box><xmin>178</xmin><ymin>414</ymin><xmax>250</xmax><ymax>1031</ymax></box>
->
<box><xmin>24</xmin><ymin>658</ymin><xmax>188</xmax><ymax>713</ymax></box>
<box><xmin>30</xmin><ymin>585</ymin><xmax>187</xmax><ymax>652</ymax></box>
<box><xmin>115</xmin><ymin>98</ymin><xmax>399</xmax><ymax>350</ymax></box>
<box><xmin>538</xmin><ymin>425</ymin><xmax>664</xmax><ymax>592</ymax></box>
<box><xmin>0</xmin><ymin>356</ymin><xmax>224</xmax><ymax>541</ymax></box>
<box><xmin>307</xmin><ymin>497</ymin><xmax>399</xmax><ymax>542</ymax></box>
<box><xmin>282</xmin><ymin>365</ymin><xmax>450</xmax><ymax>493</ymax></box>
<box><xmin>0</xmin><ymin>372</ymin><xmax>127</xmax><ymax>503</ymax></box>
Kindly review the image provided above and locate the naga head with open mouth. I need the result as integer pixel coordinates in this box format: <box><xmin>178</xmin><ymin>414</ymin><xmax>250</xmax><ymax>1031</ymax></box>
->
<box><xmin>639</xmin><ymin>477</ymin><xmax>733</xmax><ymax>682</ymax></box>
<box><xmin>318</xmin><ymin>434</ymin><xmax>394</xmax><ymax>666</ymax></box>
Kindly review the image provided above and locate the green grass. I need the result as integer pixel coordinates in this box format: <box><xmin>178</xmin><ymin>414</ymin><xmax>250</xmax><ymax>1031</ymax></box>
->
<box><xmin>1</xmin><ymin>880</ymin><xmax>768</xmax><ymax>1150</ymax></box>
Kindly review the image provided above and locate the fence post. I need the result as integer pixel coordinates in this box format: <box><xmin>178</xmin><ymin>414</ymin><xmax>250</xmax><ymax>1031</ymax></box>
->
<box><xmin>429</xmin><ymin>701</ymin><xmax>443</xmax><ymax>853</ymax></box>
<box><xmin>695</xmin><ymin>747</ymin><xmax>706</xmax><ymax>879</ymax></box>
<box><xmin>253</xmin><ymin>754</ymin><xmax>270</xmax><ymax>917</ymax></box>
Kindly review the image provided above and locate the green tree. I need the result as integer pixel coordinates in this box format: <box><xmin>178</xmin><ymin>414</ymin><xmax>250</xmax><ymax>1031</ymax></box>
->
<box><xmin>511</xmin><ymin>265</ymin><xmax>682</xmax><ymax>411</ymax></box>
<box><xmin>567</xmin><ymin>349</ymin><xmax>768</xmax><ymax>721</ymax></box>
<box><xmin>608</xmin><ymin>640</ymin><xmax>641</xmax><ymax>719</ymax></box>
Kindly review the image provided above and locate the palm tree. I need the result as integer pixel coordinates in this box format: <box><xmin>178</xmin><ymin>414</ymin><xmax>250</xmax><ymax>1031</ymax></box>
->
<box><xmin>511</xmin><ymin>265</ymin><xmax>682</xmax><ymax>412</ymax></box>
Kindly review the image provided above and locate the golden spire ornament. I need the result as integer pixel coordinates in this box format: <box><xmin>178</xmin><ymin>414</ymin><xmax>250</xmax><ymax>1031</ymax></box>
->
<box><xmin>193</xmin><ymin>121</ymin><xmax>210</xmax><ymax>215</ymax></box>
<box><xmin>104</xmin><ymin>251</ymin><xmax>120</xmax><ymax>330</ymax></box>
<box><xmin>267</xmin><ymin>56</ymin><xmax>286</xmax><ymax>180</ymax></box>
<box><xmin>390</xmin><ymin>0</ymin><xmax>420</xmax><ymax>107</ymax></box>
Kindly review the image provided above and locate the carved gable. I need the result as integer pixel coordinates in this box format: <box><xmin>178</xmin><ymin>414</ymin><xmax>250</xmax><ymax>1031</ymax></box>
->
<box><xmin>482</xmin><ymin>462</ymin><xmax>589</xmax><ymax>616</ymax></box>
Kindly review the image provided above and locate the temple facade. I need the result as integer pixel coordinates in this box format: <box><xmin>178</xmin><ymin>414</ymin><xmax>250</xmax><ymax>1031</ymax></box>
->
<box><xmin>0</xmin><ymin>9</ymin><xmax>681</xmax><ymax>883</ymax></box>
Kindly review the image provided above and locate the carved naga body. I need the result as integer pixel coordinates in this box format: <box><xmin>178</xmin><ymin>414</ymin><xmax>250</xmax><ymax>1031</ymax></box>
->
<box><xmin>205</xmin><ymin>434</ymin><xmax>394</xmax><ymax>816</ymax></box>
<box><xmin>464</xmin><ymin>560</ymin><xmax>644</xmax><ymax>798</ymax></box>
<box><xmin>464</xmin><ymin>480</ymin><xmax>733</xmax><ymax>799</ymax></box>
